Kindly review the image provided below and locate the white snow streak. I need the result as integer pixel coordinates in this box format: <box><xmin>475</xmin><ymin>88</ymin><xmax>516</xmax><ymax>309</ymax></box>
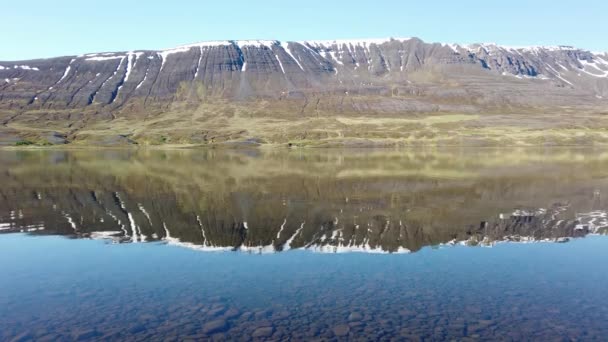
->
<box><xmin>307</xmin><ymin>242</ymin><xmax>410</xmax><ymax>254</ymax></box>
<box><xmin>596</xmin><ymin>56</ymin><xmax>608</xmax><ymax>67</ymax></box>
<box><xmin>545</xmin><ymin>64</ymin><xmax>574</xmax><ymax>85</ymax></box>
<box><xmin>239</xmin><ymin>244</ymin><xmax>276</xmax><ymax>254</ymax></box>
<box><xmin>49</xmin><ymin>59</ymin><xmax>75</xmax><ymax>90</ymax></box>
<box><xmin>328</xmin><ymin>51</ymin><xmax>344</xmax><ymax>66</ymax></box>
<box><xmin>116</xmin><ymin>193</ymin><xmax>140</xmax><ymax>243</ymax></box>
<box><xmin>90</xmin><ymin>231</ymin><xmax>123</xmax><ymax>241</ymax></box>
<box><xmin>283</xmin><ymin>222</ymin><xmax>304</xmax><ymax>251</ymax></box>
<box><xmin>196</xmin><ymin>215</ymin><xmax>208</xmax><ymax>246</ymax></box>
<box><xmin>275</xmin><ymin>55</ymin><xmax>285</xmax><ymax>74</ymax></box>
<box><xmin>112</xmin><ymin>53</ymin><xmax>136</xmax><ymax>102</ymax></box>
<box><xmin>63</xmin><ymin>213</ymin><xmax>77</xmax><ymax>231</ymax></box>
<box><xmin>124</xmin><ymin>53</ymin><xmax>136</xmax><ymax>82</ymax></box>
<box><xmin>158</xmin><ymin>41</ymin><xmax>230</xmax><ymax>71</ymax></box>
<box><xmin>92</xmin><ymin>56</ymin><xmax>125</xmax><ymax>103</ymax></box>
<box><xmin>85</xmin><ymin>56</ymin><xmax>123</xmax><ymax>61</ymax></box>
<box><xmin>106</xmin><ymin>210</ymin><xmax>128</xmax><ymax>236</ymax></box>
<box><xmin>138</xmin><ymin>203</ymin><xmax>153</xmax><ymax>227</ymax></box>
<box><xmin>579</xmin><ymin>59</ymin><xmax>608</xmax><ymax>77</ymax></box>
<box><xmin>302</xmin><ymin>37</ymin><xmax>411</xmax><ymax>48</ymax></box>
<box><xmin>277</xmin><ymin>218</ymin><xmax>287</xmax><ymax>239</ymax></box>
<box><xmin>236</xmin><ymin>40</ymin><xmax>278</xmax><ymax>49</ymax></box>
<box><xmin>84</xmin><ymin>52</ymin><xmax>118</xmax><ymax>58</ymax></box>
<box><xmin>194</xmin><ymin>46</ymin><xmax>203</xmax><ymax>79</ymax></box>
<box><xmin>281</xmin><ymin>42</ymin><xmax>304</xmax><ymax>71</ymax></box>
<box><xmin>13</xmin><ymin>65</ymin><xmax>40</xmax><ymax>71</ymax></box>
<box><xmin>163</xmin><ymin>222</ymin><xmax>232</xmax><ymax>252</ymax></box>
<box><xmin>135</xmin><ymin>59</ymin><xmax>152</xmax><ymax>90</ymax></box>
<box><xmin>445</xmin><ymin>43</ymin><xmax>460</xmax><ymax>53</ymax></box>
<box><xmin>127</xmin><ymin>213</ymin><xmax>139</xmax><ymax>242</ymax></box>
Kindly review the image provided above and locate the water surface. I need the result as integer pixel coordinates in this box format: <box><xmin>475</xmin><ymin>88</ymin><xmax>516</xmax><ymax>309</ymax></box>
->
<box><xmin>1</xmin><ymin>148</ymin><xmax>608</xmax><ymax>340</ymax></box>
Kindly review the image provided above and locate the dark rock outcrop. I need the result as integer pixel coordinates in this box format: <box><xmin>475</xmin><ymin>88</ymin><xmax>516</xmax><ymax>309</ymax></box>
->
<box><xmin>1</xmin><ymin>38</ymin><xmax>606</xmax><ymax>111</ymax></box>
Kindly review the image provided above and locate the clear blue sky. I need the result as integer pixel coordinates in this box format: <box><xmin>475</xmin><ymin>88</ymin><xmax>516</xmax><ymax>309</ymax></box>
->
<box><xmin>2</xmin><ymin>0</ymin><xmax>607</xmax><ymax>61</ymax></box>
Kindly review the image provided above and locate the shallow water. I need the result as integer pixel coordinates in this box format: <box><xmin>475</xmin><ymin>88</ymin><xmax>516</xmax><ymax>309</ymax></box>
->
<box><xmin>2</xmin><ymin>148</ymin><xmax>608</xmax><ymax>340</ymax></box>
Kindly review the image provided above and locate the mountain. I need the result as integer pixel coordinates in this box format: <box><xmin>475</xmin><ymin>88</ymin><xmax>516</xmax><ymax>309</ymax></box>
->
<box><xmin>1</xmin><ymin>37</ymin><xmax>608</xmax><ymax>146</ymax></box>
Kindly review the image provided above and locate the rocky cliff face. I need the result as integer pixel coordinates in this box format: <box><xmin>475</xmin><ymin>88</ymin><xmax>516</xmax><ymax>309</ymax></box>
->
<box><xmin>1</xmin><ymin>37</ymin><xmax>607</xmax><ymax>146</ymax></box>
<box><xmin>1</xmin><ymin>38</ymin><xmax>607</xmax><ymax>109</ymax></box>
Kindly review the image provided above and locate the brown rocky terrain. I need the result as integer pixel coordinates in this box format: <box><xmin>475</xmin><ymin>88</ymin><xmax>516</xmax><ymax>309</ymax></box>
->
<box><xmin>1</xmin><ymin>38</ymin><xmax>607</xmax><ymax>146</ymax></box>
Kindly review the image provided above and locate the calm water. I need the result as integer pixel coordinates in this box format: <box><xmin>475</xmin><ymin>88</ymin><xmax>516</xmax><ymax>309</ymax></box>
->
<box><xmin>2</xmin><ymin>148</ymin><xmax>608</xmax><ymax>341</ymax></box>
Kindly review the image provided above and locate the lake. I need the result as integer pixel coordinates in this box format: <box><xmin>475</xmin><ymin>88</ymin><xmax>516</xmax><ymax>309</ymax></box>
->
<box><xmin>1</xmin><ymin>148</ymin><xmax>608</xmax><ymax>341</ymax></box>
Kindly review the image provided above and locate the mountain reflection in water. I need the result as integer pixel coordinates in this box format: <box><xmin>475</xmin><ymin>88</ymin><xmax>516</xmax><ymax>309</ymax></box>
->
<box><xmin>1</xmin><ymin>148</ymin><xmax>607</xmax><ymax>253</ymax></box>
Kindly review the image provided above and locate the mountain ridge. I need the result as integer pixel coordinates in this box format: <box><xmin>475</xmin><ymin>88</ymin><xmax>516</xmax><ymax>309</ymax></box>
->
<box><xmin>3</xmin><ymin>37</ymin><xmax>605</xmax><ymax>61</ymax></box>
<box><xmin>2</xmin><ymin>36</ymin><xmax>607</xmax><ymax>107</ymax></box>
<box><xmin>1</xmin><ymin>37</ymin><xmax>607</xmax><ymax>147</ymax></box>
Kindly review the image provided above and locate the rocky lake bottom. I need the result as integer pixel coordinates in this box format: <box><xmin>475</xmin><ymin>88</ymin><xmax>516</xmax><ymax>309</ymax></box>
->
<box><xmin>2</xmin><ymin>234</ymin><xmax>608</xmax><ymax>341</ymax></box>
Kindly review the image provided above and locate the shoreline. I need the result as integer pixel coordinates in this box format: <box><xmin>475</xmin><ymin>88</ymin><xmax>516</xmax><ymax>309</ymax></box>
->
<box><xmin>2</xmin><ymin>141</ymin><xmax>608</xmax><ymax>151</ymax></box>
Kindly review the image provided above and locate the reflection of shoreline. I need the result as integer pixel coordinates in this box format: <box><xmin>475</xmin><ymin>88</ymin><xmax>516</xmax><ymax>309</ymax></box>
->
<box><xmin>2</xmin><ymin>148</ymin><xmax>608</xmax><ymax>254</ymax></box>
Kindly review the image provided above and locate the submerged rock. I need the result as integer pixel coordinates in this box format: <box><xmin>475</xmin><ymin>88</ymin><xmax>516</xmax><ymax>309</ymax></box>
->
<box><xmin>252</xmin><ymin>326</ymin><xmax>274</xmax><ymax>338</ymax></box>
<box><xmin>222</xmin><ymin>308</ymin><xmax>241</xmax><ymax>319</ymax></box>
<box><xmin>71</xmin><ymin>329</ymin><xmax>100</xmax><ymax>341</ymax></box>
<box><xmin>332</xmin><ymin>324</ymin><xmax>350</xmax><ymax>337</ymax></box>
<box><xmin>202</xmin><ymin>319</ymin><xmax>228</xmax><ymax>334</ymax></box>
<box><xmin>348</xmin><ymin>312</ymin><xmax>363</xmax><ymax>322</ymax></box>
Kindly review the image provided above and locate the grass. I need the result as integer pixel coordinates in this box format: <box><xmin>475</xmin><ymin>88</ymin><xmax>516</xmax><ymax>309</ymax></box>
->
<box><xmin>15</xmin><ymin>140</ymin><xmax>35</xmax><ymax>146</ymax></box>
<box><xmin>3</xmin><ymin>96</ymin><xmax>608</xmax><ymax>148</ymax></box>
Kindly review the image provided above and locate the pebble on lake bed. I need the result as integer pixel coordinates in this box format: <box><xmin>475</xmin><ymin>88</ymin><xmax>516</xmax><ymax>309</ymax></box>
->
<box><xmin>202</xmin><ymin>319</ymin><xmax>228</xmax><ymax>334</ymax></box>
<box><xmin>252</xmin><ymin>326</ymin><xmax>275</xmax><ymax>338</ymax></box>
<box><xmin>332</xmin><ymin>324</ymin><xmax>350</xmax><ymax>336</ymax></box>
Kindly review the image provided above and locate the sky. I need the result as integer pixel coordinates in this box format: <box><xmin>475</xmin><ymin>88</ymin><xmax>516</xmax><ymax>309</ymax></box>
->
<box><xmin>1</xmin><ymin>0</ymin><xmax>607</xmax><ymax>61</ymax></box>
